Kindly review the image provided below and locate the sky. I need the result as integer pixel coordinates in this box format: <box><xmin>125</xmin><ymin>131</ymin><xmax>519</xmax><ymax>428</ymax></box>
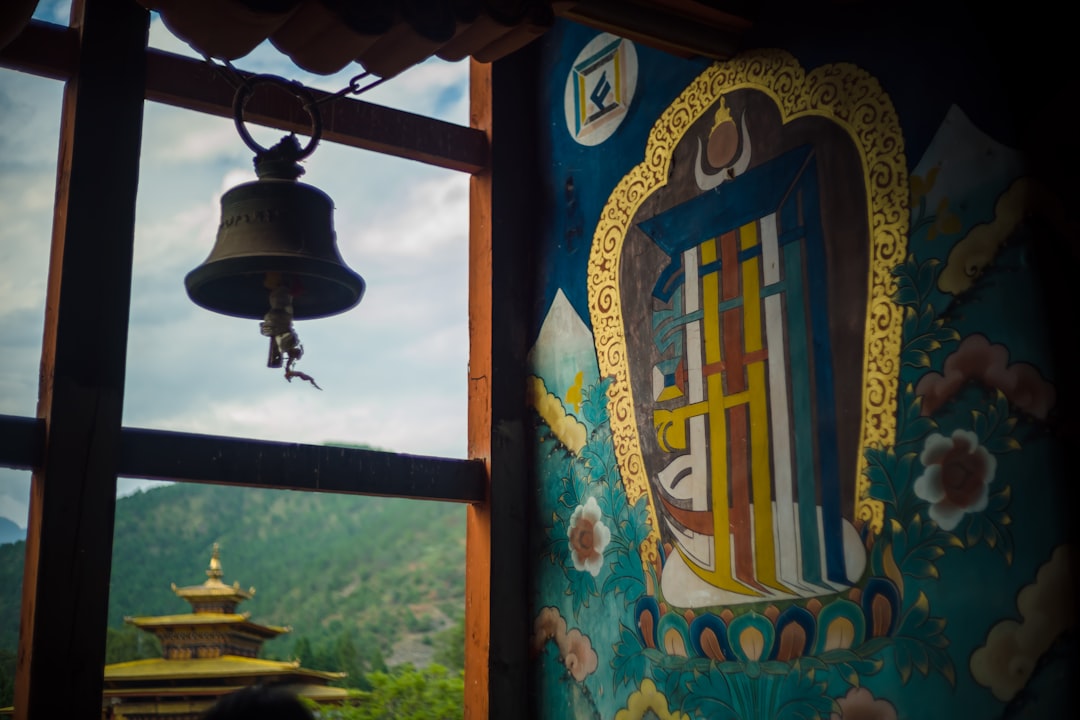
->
<box><xmin>0</xmin><ymin>2</ymin><xmax>472</xmax><ymax>529</ymax></box>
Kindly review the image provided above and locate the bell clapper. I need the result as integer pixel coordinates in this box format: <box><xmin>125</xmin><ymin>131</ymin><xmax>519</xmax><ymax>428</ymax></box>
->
<box><xmin>259</xmin><ymin>286</ymin><xmax>322</xmax><ymax>390</ymax></box>
<box><xmin>280</xmin><ymin>332</ymin><xmax>322</xmax><ymax>390</ymax></box>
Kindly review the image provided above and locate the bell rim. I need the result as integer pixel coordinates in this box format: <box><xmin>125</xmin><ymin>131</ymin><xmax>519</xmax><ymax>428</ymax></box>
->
<box><xmin>184</xmin><ymin>255</ymin><xmax>366</xmax><ymax>320</ymax></box>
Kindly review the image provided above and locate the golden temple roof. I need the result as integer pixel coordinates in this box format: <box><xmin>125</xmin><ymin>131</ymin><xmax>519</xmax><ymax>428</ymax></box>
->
<box><xmin>103</xmin><ymin>655</ymin><xmax>345</xmax><ymax>683</ymax></box>
<box><xmin>125</xmin><ymin>612</ymin><xmax>289</xmax><ymax>638</ymax></box>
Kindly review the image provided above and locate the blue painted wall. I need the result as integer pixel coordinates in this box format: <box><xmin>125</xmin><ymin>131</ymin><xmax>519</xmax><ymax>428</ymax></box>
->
<box><xmin>526</xmin><ymin>5</ymin><xmax>1074</xmax><ymax>719</ymax></box>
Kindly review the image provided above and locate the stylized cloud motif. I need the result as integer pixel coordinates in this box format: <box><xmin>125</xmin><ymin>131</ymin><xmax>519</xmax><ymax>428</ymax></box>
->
<box><xmin>971</xmin><ymin>545</ymin><xmax>1074</xmax><ymax>701</ymax></box>
<box><xmin>528</xmin><ymin>375</ymin><xmax>587</xmax><ymax>453</ymax></box>
<box><xmin>831</xmin><ymin>687</ymin><xmax>897</xmax><ymax>720</ymax></box>
<box><xmin>530</xmin><ymin>606</ymin><xmax>599</xmax><ymax>682</ymax></box>
<box><xmin>915</xmin><ymin>334</ymin><xmax>1055</xmax><ymax>419</ymax></box>
<box><xmin>938</xmin><ymin>176</ymin><xmax>1068</xmax><ymax>295</ymax></box>
<box><xmin>615</xmin><ymin>678</ymin><xmax>689</xmax><ymax>720</ymax></box>
<box><xmin>562</xmin><ymin>628</ymin><xmax>599</xmax><ymax>681</ymax></box>
<box><xmin>532</xmin><ymin>606</ymin><xmax>568</xmax><ymax>654</ymax></box>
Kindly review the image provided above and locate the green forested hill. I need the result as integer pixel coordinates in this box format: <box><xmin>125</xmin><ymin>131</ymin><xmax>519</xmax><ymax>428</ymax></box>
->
<box><xmin>0</xmin><ymin>481</ymin><xmax>466</xmax><ymax>671</ymax></box>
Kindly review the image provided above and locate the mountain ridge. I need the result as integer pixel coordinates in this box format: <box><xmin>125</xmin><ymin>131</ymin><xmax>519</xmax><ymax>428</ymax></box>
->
<box><xmin>0</xmin><ymin>517</ymin><xmax>23</xmax><ymax>546</ymax></box>
<box><xmin>0</xmin><ymin>481</ymin><xmax>467</xmax><ymax>663</ymax></box>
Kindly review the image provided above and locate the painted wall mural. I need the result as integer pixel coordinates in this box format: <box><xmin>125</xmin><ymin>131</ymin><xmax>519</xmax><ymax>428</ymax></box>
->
<box><xmin>528</xmin><ymin>20</ymin><xmax>1072</xmax><ymax>720</ymax></box>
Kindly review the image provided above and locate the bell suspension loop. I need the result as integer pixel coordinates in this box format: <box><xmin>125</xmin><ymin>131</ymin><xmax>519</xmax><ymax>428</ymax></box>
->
<box><xmin>232</xmin><ymin>74</ymin><xmax>323</xmax><ymax>178</ymax></box>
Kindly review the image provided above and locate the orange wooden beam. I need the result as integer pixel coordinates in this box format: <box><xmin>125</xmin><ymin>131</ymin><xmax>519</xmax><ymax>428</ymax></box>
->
<box><xmin>465</xmin><ymin>45</ymin><xmax>536</xmax><ymax>716</ymax></box>
<box><xmin>464</xmin><ymin>57</ymin><xmax>493</xmax><ymax>720</ymax></box>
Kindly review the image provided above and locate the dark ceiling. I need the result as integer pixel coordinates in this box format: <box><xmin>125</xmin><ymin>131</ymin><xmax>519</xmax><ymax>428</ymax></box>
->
<box><xmin>2</xmin><ymin>1</ymin><xmax>757</xmax><ymax>78</ymax></box>
<box><xmin>137</xmin><ymin>1</ymin><xmax>757</xmax><ymax>78</ymax></box>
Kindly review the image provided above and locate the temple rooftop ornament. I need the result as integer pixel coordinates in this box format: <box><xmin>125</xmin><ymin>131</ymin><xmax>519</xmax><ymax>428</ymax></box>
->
<box><xmin>169</xmin><ymin>542</ymin><xmax>256</xmax><ymax>613</ymax></box>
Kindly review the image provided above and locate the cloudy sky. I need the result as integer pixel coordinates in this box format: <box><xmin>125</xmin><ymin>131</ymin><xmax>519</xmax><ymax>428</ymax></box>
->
<box><xmin>0</xmin><ymin>1</ymin><xmax>472</xmax><ymax>528</ymax></box>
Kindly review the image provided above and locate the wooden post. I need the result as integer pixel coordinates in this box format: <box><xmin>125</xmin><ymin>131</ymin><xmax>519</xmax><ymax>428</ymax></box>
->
<box><xmin>465</xmin><ymin>57</ymin><xmax>494</xmax><ymax>720</ymax></box>
<box><xmin>15</xmin><ymin>0</ymin><xmax>148</xmax><ymax>717</ymax></box>
<box><xmin>465</xmin><ymin>42</ymin><xmax>539</xmax><ymax>717</ymax></box>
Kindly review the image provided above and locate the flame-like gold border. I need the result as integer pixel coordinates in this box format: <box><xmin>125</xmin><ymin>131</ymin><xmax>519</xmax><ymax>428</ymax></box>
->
<box><xmin>587</xmin><ymin>50</ymin><xmax>907</xmax><ymax>567</ymax></box>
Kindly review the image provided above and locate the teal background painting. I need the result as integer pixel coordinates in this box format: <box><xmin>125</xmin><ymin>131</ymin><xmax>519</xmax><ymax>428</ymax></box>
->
<box><xmin>525</xmin><ymin>6</ymin><xmax>1073</xmax><ymax>719</ymax></box>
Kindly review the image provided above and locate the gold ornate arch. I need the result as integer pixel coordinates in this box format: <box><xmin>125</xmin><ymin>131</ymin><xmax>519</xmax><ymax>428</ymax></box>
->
<box><xmin>587</xmin><ymin>50</ymin><xmax>908</xmax><ymax>566</ymax></box>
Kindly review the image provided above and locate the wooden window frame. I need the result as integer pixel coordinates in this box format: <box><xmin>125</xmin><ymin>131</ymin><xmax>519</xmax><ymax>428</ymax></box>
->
<box><xmin>0</xmin><ymin>1</ymin><xmax>532</xmax><ymax>717</ymax></box>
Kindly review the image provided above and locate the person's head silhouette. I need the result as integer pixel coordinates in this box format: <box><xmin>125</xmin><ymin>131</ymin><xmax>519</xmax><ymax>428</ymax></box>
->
<box><xmin>201</xmin><ymin>685</ymin><xmax>315</xmax><ymax>720</ymax></box>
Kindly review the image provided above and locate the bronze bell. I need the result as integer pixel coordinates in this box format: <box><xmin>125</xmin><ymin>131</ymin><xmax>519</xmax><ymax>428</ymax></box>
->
<box><xmin>185</xmin><ymin>136</ymin><xmax>365</xmax><ymax>320</ymax></box>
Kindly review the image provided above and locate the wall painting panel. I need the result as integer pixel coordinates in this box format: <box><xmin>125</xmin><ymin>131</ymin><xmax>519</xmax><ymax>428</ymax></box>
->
<box><xmin>528</xmin><ymin>25</ymin><xmax>1071</xmax><ymax>720</ymax></box>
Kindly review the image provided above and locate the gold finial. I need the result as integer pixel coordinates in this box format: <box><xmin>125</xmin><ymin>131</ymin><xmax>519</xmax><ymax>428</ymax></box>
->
<box><xmin>206</xmin><ymin>543</ymin><xmax>224</xmax><ymax>583</ymax></box>
<box><xmin>711</xmin><ymin>96</ymin><xmax>733</xmax><ymax>132</ymax></box>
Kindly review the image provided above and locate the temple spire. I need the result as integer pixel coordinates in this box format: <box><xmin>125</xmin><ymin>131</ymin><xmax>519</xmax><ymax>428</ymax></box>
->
<box><xmin>206</xmin><ymin>542</ymin><xmax>224</xmax><ymax>584</ymax></box>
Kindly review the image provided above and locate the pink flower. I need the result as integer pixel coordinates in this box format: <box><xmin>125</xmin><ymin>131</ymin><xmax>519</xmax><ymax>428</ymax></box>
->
<box><xmin>567</xmin><ymin>497</ymin><xmax>611</xmax><ymax>576</ymax></box>
<box><xmin>914</xmin><ymin>429</ymin><xmax>997</xmax><ymax>530</ymax></box>
<box><xmin>831</xmin><ymin>687</ymin><xmax>897</xmax><ymax>720</ymax></box>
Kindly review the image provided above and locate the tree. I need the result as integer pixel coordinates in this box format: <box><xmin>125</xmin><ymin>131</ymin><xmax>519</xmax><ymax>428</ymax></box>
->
<box><xmin>105</xmin><ymin>625</ymin><xmax>161</xmax><ymax>664</ymax></box>
<box><xmin>432</xmin><ymin>618</ymin><xmax>464</xmax><ymax>671</ymax></box>
<box><xmin>318</xmin><ymin>664</ymin><xmax>463</xmax><ymax>720</ymax></box>
<box><xmin>0</xmin><ymin>648</ymin><xmax>15</xmax><ymax>709</ymax></box>
<box><xmin>294</xmin><ymin>636</ymin><xmax>315</xmax><ymax>666</ymax></box>
<box><xmin>334</xmin><ymin>631</ymin><xmax>368</xmax><ymax>690</ymax></box>
<box><xmin>366</xmin><ymin>644</ymin><xmax>388</xmax><ymax>675</ymax></box>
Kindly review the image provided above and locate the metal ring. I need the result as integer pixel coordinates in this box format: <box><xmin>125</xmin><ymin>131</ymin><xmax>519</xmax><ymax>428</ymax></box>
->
<box><xmin>232</xmin><ymin>74</ymin><xmax>323</xmax><ymax>160</ymax></box>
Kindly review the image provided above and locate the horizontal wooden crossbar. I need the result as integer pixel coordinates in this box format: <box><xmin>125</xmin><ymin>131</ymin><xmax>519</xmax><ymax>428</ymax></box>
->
<box><xmin>0</xmin><ymin>414</ymin><xmax>43</xmax><ymax>471</ymax></box>
<box><xmin>0</xmin><ymin>414</ymin><xmax>484</xmax><ymax>503</ymax></box>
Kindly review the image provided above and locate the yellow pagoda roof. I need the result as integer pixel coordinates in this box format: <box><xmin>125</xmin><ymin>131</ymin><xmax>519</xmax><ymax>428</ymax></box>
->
<box><xmin>126</xmin><ymin>612</ymin><xmax>289</xmax><ymax>637</ymax></box>
<box><xmin>99</xmin><ymin>683</ymin><xmax>350</xmax><ymax>699</ymax></box>
<box><xmin>103</xmin><ymin>655</ymin><xmax>345</xmax><ymax>683</ymax></box>
<box><xmin>291</xmin><ymin>685</ymin><xmax>354</xmax><ymax>702</ymax></box>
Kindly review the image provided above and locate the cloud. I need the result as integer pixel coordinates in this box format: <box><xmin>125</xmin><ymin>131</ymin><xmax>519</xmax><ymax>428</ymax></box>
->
<box><xmin>0</xmin><ymin>23</ymin><xmax>473</xmax><ymax>527</ymax></box>
<box><xmin>341</xmin><ymin>172</ymin><xmax>467</xmax><ymax>256</ymax></box>
<box><xmin>915</xmin><ymin>333</ymin><xmax>1055</xmax><ymax>419</ymax></box>
<box><xmin>0</xmin><ymin>472</ymin><xmax>173</xmax><ymax>532</ymax></box>
<box><xmin>33</xmin><ymin>1</ymin><xmax>71</xmax><ymax>25</ymax></box>
<box><xmin>140</xmin><ymin>385</ymin><xmax>467</xmax><ymax>459</ymax></box>
<box><xmin>148</xmin><ymin>114</ymin><xmax>251</xmax><ymax>166</ymax></box>
<box><xmin>0</xmin><ymin>476</ymin><xmax>29</xmax><ymax>529</ymax></box>
<box><xmin>0</xmin><ymin>73</ymin><xmax>62</xmax><ymax>317</ymax></box>
<box><xmin>528</xmin><ymin>376</ymin><xmax>586</xmax><ymax>454</ymax></box>
<box><xmin>366</xmin><ymin>58</ymin><xmax>470</xmax><ymax>122</ymax></box>
<box><xmin>938</xmin><ymin>176</ymin><xmax>1071</xmax><ymax>296</ymax></box>
<box><xmin>831</xmin><ymin>687</ymin><xmax>896</xmax><ymax>720</ymax></box>
<box><xmin>970</xmin><ymin>544</ymin><xmax>1074</xmax><ymax>701</ymax></box>
<box><xmin>0</xmin><ymin>308</ymin><xmax>45</xmax><ymax>417</ymax></box>
<box><xmin>531</xmin><ymin>606</ymin><xmax>599</xmax><ymax>682</ymax></box>
<box><xmin>147</xmin><ymin>12</ymin><xmax>202</xmax><ymax>58</ymax></box>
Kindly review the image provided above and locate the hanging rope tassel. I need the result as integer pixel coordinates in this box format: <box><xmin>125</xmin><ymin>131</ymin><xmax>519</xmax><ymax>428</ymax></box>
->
<box><xmin>259</xmin><ymin>286</ymin><xmax>322</xmax><ymax>390</ymax></box>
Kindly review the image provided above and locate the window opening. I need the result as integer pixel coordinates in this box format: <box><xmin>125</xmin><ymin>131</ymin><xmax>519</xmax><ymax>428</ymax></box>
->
<box><xmin>126</xmin><ymin>93</ymin><xmax>469</xmax><ymax>457</ymax></box>
<box><xmin>0</xmin><ymin>7</ymin><xmax>484</xmax><ymax>717</ymax></box>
